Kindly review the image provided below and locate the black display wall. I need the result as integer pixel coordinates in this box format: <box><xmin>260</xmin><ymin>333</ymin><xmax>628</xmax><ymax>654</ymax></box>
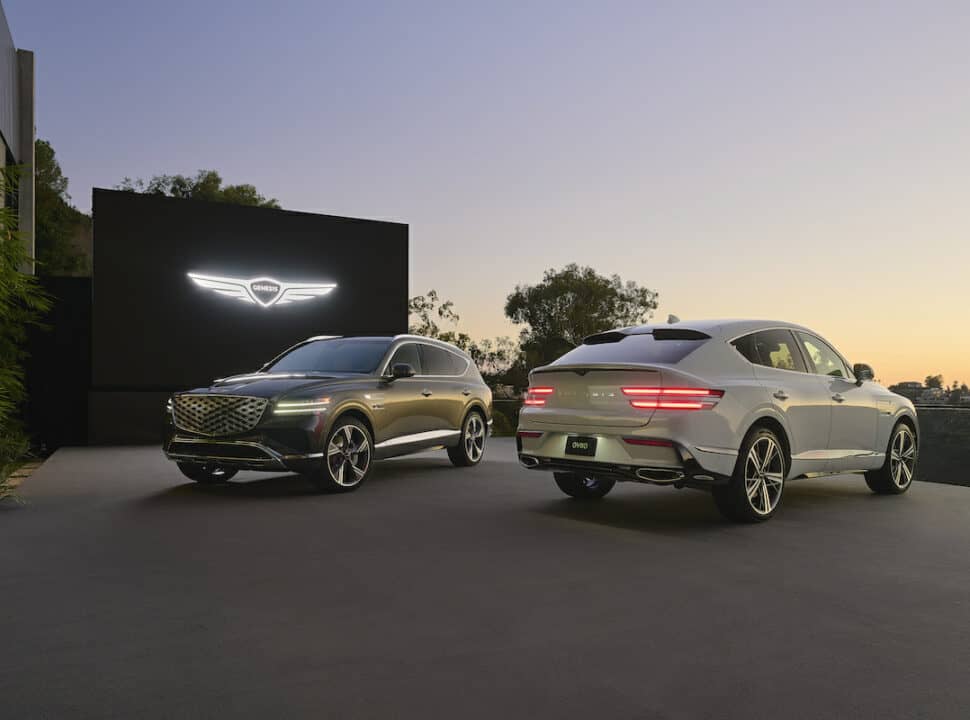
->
<box><xmin>88</xmin><ymin>190</ymin><xmax>408</xmax><ymax>443</ymax></box>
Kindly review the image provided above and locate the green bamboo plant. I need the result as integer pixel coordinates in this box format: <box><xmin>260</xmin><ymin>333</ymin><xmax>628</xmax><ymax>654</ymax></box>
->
<box><xmin>0</xmin><ymin>165</ymin><xmax>51</xmax><ymax>500</ymax></box>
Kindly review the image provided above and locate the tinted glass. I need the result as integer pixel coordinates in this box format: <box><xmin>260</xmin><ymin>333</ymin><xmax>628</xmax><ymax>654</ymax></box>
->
<box><xmin>732</xmin><ymin>333</ymin><xmax>761</xmax><ymax>365</ymax></box>
<box><xmin>419</xmin><ymin>344</ymin><xmax>466</xmax><ymax>375</ymax></box>
<box><xmin>553</xmin><ymin>334</ymin><xmax>706</xmax><ymax>366</ymax></box>
<box><xmin>796</xmin><ymin>332</ymin><xmax>851</xmax><ymax>378</ymax></box>
<box><xmin>268</xmin><ymin>338</ymin><xmax>392</xmax><ymax>374</ymax></box>
<box><xmin>388</xmin><ymin>343</ymin><xmax>422</xmax><ymax>374</ymax></box>
<box><xmin>754</xmin><ymin>330</ymin><xmax>807</xmax><ymax>372</ymax></box>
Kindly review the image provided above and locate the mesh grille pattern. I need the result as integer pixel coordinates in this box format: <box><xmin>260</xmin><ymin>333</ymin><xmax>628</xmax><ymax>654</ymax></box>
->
<box><xmin>173</xmin><ymin>395</ymin><xmax>268</xmax><ymax>436</ymax></box>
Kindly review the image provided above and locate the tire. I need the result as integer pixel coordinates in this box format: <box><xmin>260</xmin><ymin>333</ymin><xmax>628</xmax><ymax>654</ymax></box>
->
<box><xmin>176</xmin><ymin>461</ymin><xmax>238</xmax><ymax>484</ymax></box>
<box><xmin>447</xmin><ymin>410</ymin><xmax>488</xmax><ymax>467</ymax></box>
<box><xmin>865</xmin><ymin>422</ymin><xmax>917</xmax><ymax>495</ymax></box>
<box><xmin>306</xmin><ymin>417</ymin><xmax>373</xmax><ymax>493</ymax></box>
<box><xmin>554</xmin><ymin>472</ymin><xmax>615</xmax><ymax>500</ymax></box>
<box><xmin>712</xmin><ymin>427</ymin><xmax>786</xmax><ymax>523</ymax></box>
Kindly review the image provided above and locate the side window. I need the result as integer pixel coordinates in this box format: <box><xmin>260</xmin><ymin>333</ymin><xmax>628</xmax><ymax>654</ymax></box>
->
<box><xmin>731</xmin><ymin>333</ymin><xmax>761</xmax><ymax>365</ymax></box>
<box><xmin>418</xmin><ymin>345</ymin><xmax>466</xmax><ymax>376</ymax></box>
<box><xmin>795</xmin><ymin>332</ymin><xmax>851</xmax><ymax>379</ymax></box>
<box><xmin>736</xmin><ymin>329</ymin><xmax>808</xmax><ymax>372</ymax></box>
<box><xmin>388</xmin><ymin>343</ymin><xmax>422</xmax><ymax>374</ymax></box>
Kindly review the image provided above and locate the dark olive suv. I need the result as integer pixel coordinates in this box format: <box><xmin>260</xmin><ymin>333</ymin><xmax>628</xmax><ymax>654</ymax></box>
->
<box><xmin>163</xmin><ymin>335</ymin><xmax>492</xmax><ymax>492</ymax></box>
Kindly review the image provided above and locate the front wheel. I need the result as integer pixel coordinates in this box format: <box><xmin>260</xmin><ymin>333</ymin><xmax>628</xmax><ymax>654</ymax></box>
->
<box><xmin>306</xmin><ymin>417</ymin><xmax>373</xmax><ymax>493</ymax></box>
<box><xmin>177</xmin><ymin>461</ymin><xmax>238</xmax><ymax>484</ymax></box>
<box><xmin>447</xmin><ymin>411</ymin><xmax>488</xmax><ymax>467</ymax></box>
<box><xmin>865</xmin><ymin>422</ymin><xmax>917</xmax><ymax>495</ymax></box>
<box><xmin>712</xmin><ymin>427</ymin><xmax>786</xmax><ymax>522</ymax></box>
<box><xmin>554</xmin><ymin>472</ymin><xmax>615</xmax><ymax>500</ymax></box>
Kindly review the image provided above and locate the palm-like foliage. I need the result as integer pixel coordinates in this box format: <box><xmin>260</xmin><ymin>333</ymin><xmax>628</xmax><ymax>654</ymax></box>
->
<box><xmin>0</xmin><ymin>165</ymin><xmax>51</xmax><ymax>498</ymax></box>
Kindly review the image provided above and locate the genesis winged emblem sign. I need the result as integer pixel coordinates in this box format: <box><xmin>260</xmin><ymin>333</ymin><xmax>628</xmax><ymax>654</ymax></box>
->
<box><xmin>187</xmin><ymin>272</ymin><xmax>337</xmax><ymax>308</ymax></box>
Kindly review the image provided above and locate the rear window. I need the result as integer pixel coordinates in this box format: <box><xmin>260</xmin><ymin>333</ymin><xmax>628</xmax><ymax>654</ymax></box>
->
<box><xmin>552</xmin><ymin>333</ymin><xmax>706</xmax><ymax>366</ymax></box>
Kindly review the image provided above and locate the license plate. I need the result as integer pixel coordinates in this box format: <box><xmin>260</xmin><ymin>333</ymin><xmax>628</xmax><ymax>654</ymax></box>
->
<box><xmin>565</xmin><ymin>436</ymin><xmax>597</xmax><ymax>457</ymax></box>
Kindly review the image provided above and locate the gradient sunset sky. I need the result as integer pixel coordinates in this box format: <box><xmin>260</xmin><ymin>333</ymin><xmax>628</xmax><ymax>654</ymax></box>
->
<box><xmin>10</xmin><ymin>1</ymin><xmax>969</xmax><ymax>386</ymax></box>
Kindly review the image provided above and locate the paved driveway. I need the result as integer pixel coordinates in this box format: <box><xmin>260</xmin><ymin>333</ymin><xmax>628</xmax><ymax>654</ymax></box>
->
<box><xmin>2</xmin><ymin>439</ymin><xmax>968</xmax><ymax>718</ymax></box>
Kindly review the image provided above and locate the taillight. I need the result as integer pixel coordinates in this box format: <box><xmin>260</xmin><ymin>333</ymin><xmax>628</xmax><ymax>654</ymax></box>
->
<box><xmin>517</xmin><ymin>431</ymin><xmax>544</xmax><ymax>438</ymax></box>
<box><xmin>523</xmin><ymin>387</ymin><xmax>554</xmax><ymax>406</ymax></box>
<box><xmin>621</xmin><ymin>387</ymin><xmax>723</xmax><ymax>410</ymax></box>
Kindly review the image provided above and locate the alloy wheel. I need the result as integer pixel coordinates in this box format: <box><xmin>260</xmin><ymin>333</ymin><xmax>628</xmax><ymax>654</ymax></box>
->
<box><xmin>889</xmin><ymin>426</ymin><xmax>916</xmax><ymax>489</ymax></box>
<box><xmin>327</xmin><ymin>424</ymin><xmax>371</xmax><ymax>487</ymax></box>
<box><xmin>744</xmin><ymin>436</ymin><xmax>784</xmax><ymax>515</ymax></box>
<box><xmin>464</xmin><ymin>414</ymin><xmax>487</xmax><ymax>462</ymax></box>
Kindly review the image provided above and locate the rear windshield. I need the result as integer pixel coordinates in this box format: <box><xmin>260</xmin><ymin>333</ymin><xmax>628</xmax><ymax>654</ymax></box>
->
<box><xmin>552</xmin><ymin>333</ymin><xmax>706</xmax><ymax>366</ymax></box>
<box><xmin>268</xmin><ymin>338</ymin><xmax>392</xmax><ymax>374</ymax></box>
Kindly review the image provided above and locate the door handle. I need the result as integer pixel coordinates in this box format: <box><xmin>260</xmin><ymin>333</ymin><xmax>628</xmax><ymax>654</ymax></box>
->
<box><xmin>421</xmin><ymin>389</ymin><xmax>433</xmax><ymax>397</ymax></box>
<box><xmin>462</xmin><ymin>389</ymin><xmax>471</xmax><ymax>397</ymax></box>
<box><xmin>773</xmin><ymin>390</ymin><xmax>789</xmax><ymax>401</ymax></box>
<box><xmin>832</xmin><ymin>393</ymin><xmax>845</xmax><ymax>403</ymax></box>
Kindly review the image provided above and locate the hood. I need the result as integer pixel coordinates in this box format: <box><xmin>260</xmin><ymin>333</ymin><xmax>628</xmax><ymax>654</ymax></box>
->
<box><xmin>179</xmin><ymin>372</ymin><xmax>371</xmax><ymax>400</ymax></box>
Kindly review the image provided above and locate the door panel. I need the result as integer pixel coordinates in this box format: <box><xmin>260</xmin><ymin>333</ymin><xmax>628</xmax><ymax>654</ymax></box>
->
<box><xmin>827</xmin><ymin>377</ymin><xmax>879</xmax><ymax>470</ymax></box>
<box><xmin>753</xmin><ymin>365</ymin><xmax>832</xmax><ymax>472</ymax></box>
<box><xmin>377</xmin><ymin>343</ymin><xmax>436</xmax><ymax>442</ymax></box>
<box><xmin>417</xmin><ymin>344</ymin><xmax>467</xmax><ymax>433</ymax></box>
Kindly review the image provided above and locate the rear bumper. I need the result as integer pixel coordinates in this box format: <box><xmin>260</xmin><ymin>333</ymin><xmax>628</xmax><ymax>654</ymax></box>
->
<box><xmin>516</xmin><ymin>427</ymin><xmax>735</xmax><ymax>488</ymax></box>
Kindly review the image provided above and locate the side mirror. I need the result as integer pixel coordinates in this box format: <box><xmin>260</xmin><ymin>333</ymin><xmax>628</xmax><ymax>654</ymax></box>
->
<box><xmin>853</xmin><ymin>363</ymin><xmax>874</xmax><ymax>385</ymax></box>
<box><xmin>389</xmin><ymin>363</ymin><xmax>416</xmax><ymax>380</ymax></box>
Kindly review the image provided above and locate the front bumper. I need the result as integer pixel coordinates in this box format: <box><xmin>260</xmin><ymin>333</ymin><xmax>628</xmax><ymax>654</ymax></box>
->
<box><xmin>162</xmin><ymin>410</ymin><xmax>328</xmax><ymax>473</ymax></box>
<box><xmin>165</xmin><ymin>435</ymin><xmax>324</xmax><ymax>472</ymax></box>
<box><xmin>516</xmin><ymin>428</ymin><xmax>734</xmax><ymax>488</ymax></box>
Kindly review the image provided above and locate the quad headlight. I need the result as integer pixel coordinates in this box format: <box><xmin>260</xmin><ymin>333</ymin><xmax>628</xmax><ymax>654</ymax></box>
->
<box><xmin>273</xmin><ymin>397</ymin><xmax>332</xmax><ymax>415</ymax></box>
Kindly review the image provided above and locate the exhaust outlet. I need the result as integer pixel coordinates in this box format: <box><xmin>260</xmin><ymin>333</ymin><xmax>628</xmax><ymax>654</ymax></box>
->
<box><xmin>519</xmin><ymin>455</ymin><xmax>540</xmax><ymax>468</ymax></box>
<box><xmin>635</xmin><ymin>468</ymin><xmax>685</xmax><ymax>484</ymax></box>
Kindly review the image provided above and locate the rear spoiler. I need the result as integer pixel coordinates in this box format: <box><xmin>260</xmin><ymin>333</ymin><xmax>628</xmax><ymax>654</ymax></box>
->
<box><xmin>583</xmin><ymin>328</ymin><xmax>711</xmax><ymax>344</ymax></box>
<box><xmin>531</xmin><ymin>362</ymin><xmax>667</xmax><ymax>376</ymax></box>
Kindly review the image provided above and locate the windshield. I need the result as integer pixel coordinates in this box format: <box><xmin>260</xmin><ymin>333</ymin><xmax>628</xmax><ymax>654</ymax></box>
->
<box><xmin>266</xmin><ymin>338</ymin><xmax>392</xmax><ymax>374</ymax></box>
<box><xmin>553</xmin><ymin>333</ymin><xmax>706</xmax><ymax>365</ymax></box>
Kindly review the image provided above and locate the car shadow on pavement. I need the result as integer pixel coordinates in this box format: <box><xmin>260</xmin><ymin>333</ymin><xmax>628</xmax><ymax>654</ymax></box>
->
<box><xmin>531</xmin><ymin>479</ymin><xmax>878</xmax><ymax>535</ymax></box>
<box><xmin>140</xmin><ymin>457</ymin><xmax>465</xmax><ymax>505</ymax></box>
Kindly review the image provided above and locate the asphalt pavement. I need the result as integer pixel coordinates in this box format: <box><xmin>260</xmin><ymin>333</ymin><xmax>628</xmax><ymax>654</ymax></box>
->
<box><xmin>2</xmin><ymin>438</ymin><xmax>969</xmax><ymax>719</ymax></box>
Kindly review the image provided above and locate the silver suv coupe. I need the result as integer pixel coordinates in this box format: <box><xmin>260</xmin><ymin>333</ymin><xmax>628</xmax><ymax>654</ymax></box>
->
<box><xmin>164</xmin><ymin>335</ymin><xmax>492</xmax><ymax>492</ymax></box>
<box><xmin>516</xmin><ymin>319</ymin><xmax>918</xmax><ymax>522</ymax></box>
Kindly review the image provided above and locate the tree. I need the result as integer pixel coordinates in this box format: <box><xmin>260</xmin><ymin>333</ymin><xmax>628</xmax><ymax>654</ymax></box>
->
<box><xmin>116</xmin><ymin>169</ymin><xmax>280</xmax><ymax>208</ymax></box>
<box><xmin>924</xmin><ymin>374</ymin><xmax>944</xmax><ymax>389</ymax></box>
<box><xmin>408</xmin><ymin>290</ymin><xmax>520</xmax><ymax>385</ymax></box>
<box><xmin>504</xmin><ymin>264</ymin><xmax>659</xmax><ymax>366</ymax></box>
<box><xmin>1</xmin><ymin>166</ymin><xmax>51</xmax><ymax>497</ymax></box>
<box><xmin>35</xmin><ymin>139</ymin><xmax>90</xmax><ymax>275</ymax></box>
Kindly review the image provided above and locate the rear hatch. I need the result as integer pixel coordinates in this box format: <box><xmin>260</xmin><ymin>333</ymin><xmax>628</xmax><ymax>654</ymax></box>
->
<box><xmin>526</xmin><ymin>364</ymin><xmax>662</xmax><ymax>428</ymax></box>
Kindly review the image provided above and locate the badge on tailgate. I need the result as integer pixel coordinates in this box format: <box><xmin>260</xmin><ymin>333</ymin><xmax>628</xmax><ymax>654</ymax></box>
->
<box><xmin>565</xmin><ymin>436</ymin><xmax>597</xmax><ymax>457</ymax></box>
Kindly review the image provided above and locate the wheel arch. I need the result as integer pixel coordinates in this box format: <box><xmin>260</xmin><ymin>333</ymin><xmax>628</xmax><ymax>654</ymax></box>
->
<box><xmin>329</xmin><ymin>403</ymin><xmax>376</xmax><ymax>442</ymax></box>
<box><xmin>742</xmin><ymin>414</ymin><xmax>793</xmax><ymax>475</ymax></box>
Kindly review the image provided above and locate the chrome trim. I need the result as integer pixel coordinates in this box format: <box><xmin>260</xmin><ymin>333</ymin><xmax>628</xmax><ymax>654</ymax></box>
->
<box><xmin>374</xmin><ymin>429</ymin><xmax>461</xmax><ymax>449</ymax></box>
<box><xmin>694</xmin><ymin>445</ymin><xmax>738</xmax><ymax>456</ymax></box>
<box><xmin>166</xmin><ymin>437</ymin><xmax>325</xmax><ymax>468</ymax></box>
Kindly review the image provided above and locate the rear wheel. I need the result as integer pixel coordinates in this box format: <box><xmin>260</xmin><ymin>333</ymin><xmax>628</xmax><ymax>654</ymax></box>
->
<box><xmin>554</xmin><ymin>472</ymin><xmax>615</xmax><ymax>500</ymax></box>
<box><xmin>306</xmin><ymin>417</ymin><xmax>373</xmax><ymax>493</ymax></box>
<box><xmin>712</xmin><ymin>427</ymin><xmax>786</xmax><ymax>522</ymax></box>
<box><xmin>865</xmin><ymin>422</ymin><xmax>917</xmax><ymax>495</ymax></box>
<box><xmin>448</xmin><ymin>411</ymin><xmax>488</xmax><ymax>467</ymax></box>
<box><xmin>176</xmin><ymin>461</ymin><xmax>237</xmax><ymax>484</ymax></box>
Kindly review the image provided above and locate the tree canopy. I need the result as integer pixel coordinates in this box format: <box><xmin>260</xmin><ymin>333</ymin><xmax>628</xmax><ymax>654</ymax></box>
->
<box><xmin>35</xmin><ymin>139</ymin><xmax>90</xmax><ymax>276</ymax></box>
<box><xmin>924</xmin><ymin>374</ymin><xmax>944</xmax><ymax>389</ymax></box>
<box><xmin>116</xmin><ymin>169</ymin><xmax>280</xmax><ymax>208</ymax></box>
<box><xmin>504</xmin><ymin>264</ymin><xmax>658</xmax><ymax>366</ymax></box>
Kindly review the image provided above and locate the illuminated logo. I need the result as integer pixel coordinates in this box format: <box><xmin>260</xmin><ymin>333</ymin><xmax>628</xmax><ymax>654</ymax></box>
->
<box><xmin>187</xmin><ymin>272</ymin><xmax>337</xmax><ymax>308</ymax></box>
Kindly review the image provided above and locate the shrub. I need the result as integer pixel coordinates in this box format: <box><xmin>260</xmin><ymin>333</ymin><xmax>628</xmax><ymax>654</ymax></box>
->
<box><xmin>0</xmin><ymin>166</ymin><xmax>51</xmax><ymax>496</ymax></box>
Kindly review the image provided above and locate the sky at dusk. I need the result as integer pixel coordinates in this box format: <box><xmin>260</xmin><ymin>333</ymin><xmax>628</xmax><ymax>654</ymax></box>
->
<box><xmin>8</xmin><ymin>0</ymin><xmax>970</xmax><ymax>386</ymax></box>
